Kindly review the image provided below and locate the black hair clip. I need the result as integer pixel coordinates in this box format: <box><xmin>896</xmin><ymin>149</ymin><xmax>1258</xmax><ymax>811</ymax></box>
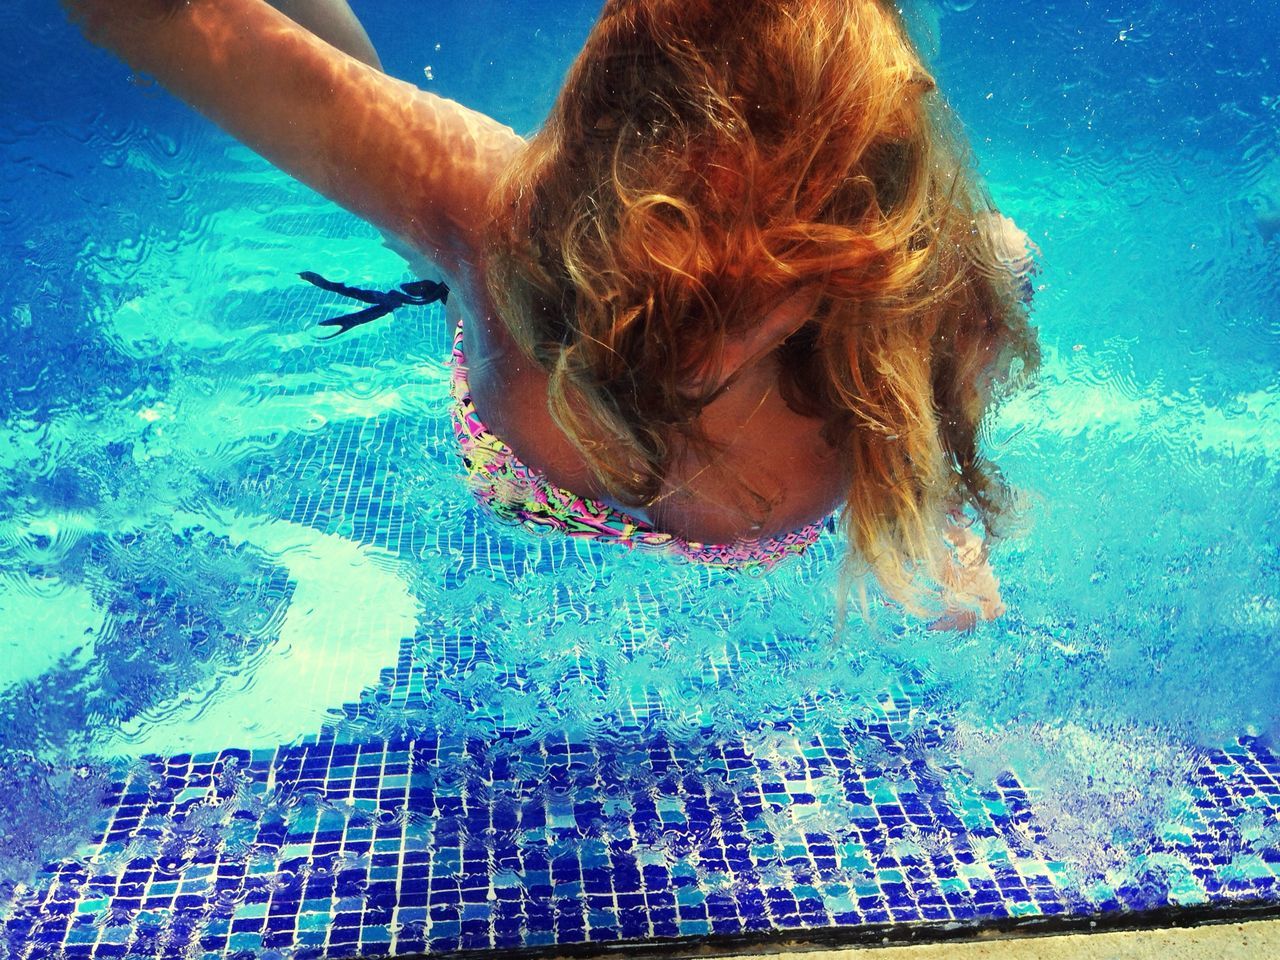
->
<box><xmin>299</xmin><ymin>271</ymin><xmax>450</xmax><ymax>339</ymax></box>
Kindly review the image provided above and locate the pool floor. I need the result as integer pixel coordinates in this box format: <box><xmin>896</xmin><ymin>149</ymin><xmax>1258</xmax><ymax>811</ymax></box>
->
<box><xmin>2</xmin><ymin>199</ymin><xmax>1279</xmax><ymax>960</ymax></box>
<box><xmin>2</xmin><ymin>285</ymin><xmax>1280</xmax><ymax>960</ymax></box>
<box><xmin>4</xmin><ymin>651</ymin><xmax>1279</xmax><ymax>959</ymax></box>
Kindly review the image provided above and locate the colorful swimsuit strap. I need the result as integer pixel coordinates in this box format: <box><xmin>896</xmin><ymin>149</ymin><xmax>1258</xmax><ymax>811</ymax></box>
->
<box><xmin>449</xmin><ymin>317</ymin><xmax>826</xmax><ymax>571</ymax></box>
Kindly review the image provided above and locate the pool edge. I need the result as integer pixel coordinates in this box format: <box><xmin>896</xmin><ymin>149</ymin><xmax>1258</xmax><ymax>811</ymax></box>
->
<box><xmin>375</xmin><ymin>900</ymin><xmax>1280</xmax><ymax>960</ymax></box>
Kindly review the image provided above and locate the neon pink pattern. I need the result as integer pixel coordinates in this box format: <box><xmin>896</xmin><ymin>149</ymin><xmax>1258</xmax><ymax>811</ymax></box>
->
<box><xmin>449</xmin><ymin>319</ymin><xmax>827</xmax><ymax>571</ymax></box>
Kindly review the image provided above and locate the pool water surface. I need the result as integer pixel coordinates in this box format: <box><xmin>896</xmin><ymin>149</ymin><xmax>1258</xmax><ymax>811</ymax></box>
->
<box><xmin>2</xmin><ymin>0</ymin><xmax>1279</xmax><ymax>957</ymax></box>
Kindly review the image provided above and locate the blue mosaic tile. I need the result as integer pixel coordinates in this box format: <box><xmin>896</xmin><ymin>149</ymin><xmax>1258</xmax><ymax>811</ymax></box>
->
<box><xmin>14</xmin><ymin>705</ymin><xmax>1276</xmax><ymax>958</ymax></box>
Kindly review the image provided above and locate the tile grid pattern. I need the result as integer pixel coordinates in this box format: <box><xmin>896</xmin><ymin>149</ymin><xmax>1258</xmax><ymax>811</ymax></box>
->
<box><xmin>5</xmin><ymin>690</ymin><xmax>1279</xmax><ymax>958</ymax></box>
<box><xmin>5</xmin><ymin>271</ymin><xmax>1279</xmax><ymax>959</ymax></box>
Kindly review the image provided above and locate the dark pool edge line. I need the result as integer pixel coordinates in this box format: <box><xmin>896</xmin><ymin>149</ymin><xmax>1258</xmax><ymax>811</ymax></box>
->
<box><xmin>378</xmin><ymin>899</ymin><xmax>1280</xmax><ymax>960</ymax></box>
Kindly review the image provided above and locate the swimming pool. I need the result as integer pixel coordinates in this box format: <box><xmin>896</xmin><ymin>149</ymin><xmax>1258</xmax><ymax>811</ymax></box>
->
<box><xmin>2</xmin><ymin>0</ymin><xmax>1278</xmax><ymax>956</ymax></box>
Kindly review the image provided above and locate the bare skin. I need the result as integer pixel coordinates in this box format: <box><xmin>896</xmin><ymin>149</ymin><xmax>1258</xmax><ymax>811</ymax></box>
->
<box><xmin>265</xmin><ymin>0</ymin><xmax>381</xmax><ymax>69</ymax></box>
<box><xmin>62</xmin><ymin>0</ymin><xmax>852</xmax><ymax>545</ymax></box>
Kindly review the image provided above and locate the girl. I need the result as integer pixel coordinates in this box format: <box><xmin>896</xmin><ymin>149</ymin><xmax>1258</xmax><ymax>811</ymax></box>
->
<box><xmin>62</xmin><ymin>0</ymin><xmax>1039</xmax><ymax>626</ymax></box>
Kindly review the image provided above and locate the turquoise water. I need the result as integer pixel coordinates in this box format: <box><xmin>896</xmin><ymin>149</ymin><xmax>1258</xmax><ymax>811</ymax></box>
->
<box><xmin>1</xmin><ymin>0</ymin><xmax>1278</xmax><ymax>927</ymax></box>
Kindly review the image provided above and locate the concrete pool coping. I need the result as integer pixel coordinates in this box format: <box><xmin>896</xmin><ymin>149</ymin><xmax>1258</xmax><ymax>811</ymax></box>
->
<box><xmin>562</xmin><ymin>918</ymin><xmax>1280</xmax><ymax>959</ymax></box>
<box><xmin>377</xmin><ymin>903</ymin><xmax>1280</xmax><ymax>960</ymax></box>
<box><xmin>718</xmin><ymin>918</ymin><xmax>1280</xmax><ymax>958</ymax></box>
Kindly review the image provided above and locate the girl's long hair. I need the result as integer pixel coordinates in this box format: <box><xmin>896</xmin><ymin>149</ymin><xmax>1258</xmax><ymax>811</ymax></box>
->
<box><xmin>485</xmin><ymin>0</ymin><xmax>1039</xmax><ymax>614</ymax></box>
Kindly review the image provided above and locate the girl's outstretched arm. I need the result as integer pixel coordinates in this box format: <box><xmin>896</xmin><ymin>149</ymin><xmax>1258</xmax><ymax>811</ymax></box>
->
<box><xmin>63</xmin><ymin>0</ymin><xmax>523</xmax><ymax>278</ymax></box>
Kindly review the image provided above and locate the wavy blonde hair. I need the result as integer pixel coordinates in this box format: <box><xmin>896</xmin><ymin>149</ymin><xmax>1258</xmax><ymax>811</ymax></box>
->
<box><xmin>485</xmin><ymin>0</ymin><xmax>1038</xmax><ymax>613</ymax></box>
